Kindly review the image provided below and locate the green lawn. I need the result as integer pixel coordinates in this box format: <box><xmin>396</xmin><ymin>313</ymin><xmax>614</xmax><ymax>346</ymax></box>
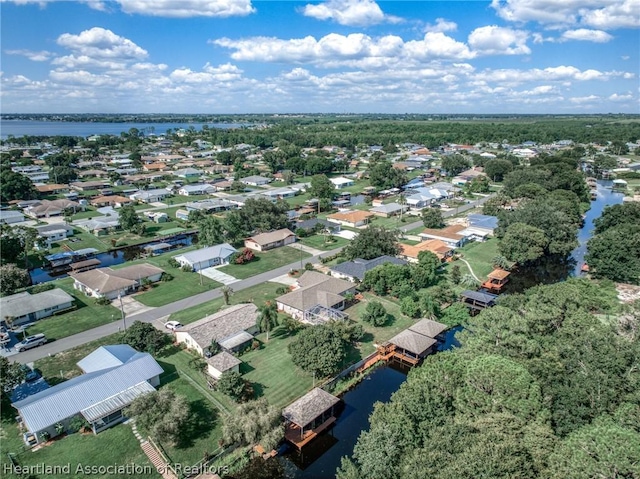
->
<box><xmin>240</xmin><ymin>333</ymin><xmax>314</xmax><ymax>409</ymax></box>
<box><xmin>218</xmin><ymin>246</ymin><xmax>311</xmax><ymax>280</ymax></box>
<box><xmin>456</xmin><ymin>239</ymin><xmax>500</xmax><ymax>280</ymax></box>
<box><xmin>25</xmin><ymin>279</ymin><xmax>121</xmax><ymax>342</ymax></box>
<box><xmin>169</xmin><ymin>282</ymin><xmax>283</xmax><ymax>325</ymax></box>
<box><xmin>299</xmin><ymin>235</ymin><xmax>350</xmax><ymax>251</ymax></box>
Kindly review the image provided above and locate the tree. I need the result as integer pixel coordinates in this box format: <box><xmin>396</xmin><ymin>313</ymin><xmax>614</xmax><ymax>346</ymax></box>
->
<box><xmin>256</xmin><ymin>301</ymin><xmax>278</xmax><ymax>342</ymax></box>
<box><xmin>216</xmin><ymin>371</ymin><xmax>247</xmax><ymax>401</ymax></box>
<box><xmin>197</xmin><ymin>216</ymin><xmax>225</xmax><ymax>247</ymax></box>
<box><xmin>343</xmin><ymin>225</ymin><xmax>400</xmax><ymax>261</ymax></box>
<box><xmin>308</xmin><ymin>174</ymin><xmax>335</xmax><ymax>199</ymax></box>
<box><xmin>49</xmin><ymin>165</ymin><xmax>77</xmax><ymax>184</ymax></box>
<box><xmin>0</xmin><ymin>356</ymin><xmax>26</xmax><ymax>398</ymax></box>
<box><xmin>460</xmin><ymin>274</ymin><xmax>479</xmax><ymax>288</ymax></box>
<box><xmin>421</xmin><ymin>208</ymin><xmax>444</xmax><ymax>228</ymax></box>
<box><xmin>222</xmin><ymin>398</ymin><xmax>283</xmax><ymax>450</ymax></box>
<box><xmin>439</xmin><ymin>302</ymin><xmax>470</xmax><ymax>327</ymax></box>
<box><xmin>450</xmin><ymin>264</ymin><xmax>462</xmax><ymax>284</ymax></box>
<box><xmin>400</xmin><ymin>296</ymin><xmax>421</xmax><ymax>318</ymax></box>
<box><xmin>0</xmin><ymin>170</ymin><xmax>37</xmax><ymax>202</ymax></box>
<box><xmin>125</xmin><ymin>388</ymin><xmax>190</xmax><ymax>446</ymax></box>
<box><xmin>484</xmin><ymin>159</ymin><xmax>513</xmax><ymax>182</ymax></box>
<box><xmin>221</xmin><ymin>286</ymin><xmax>234</xmax><ymax>305</ymax></box>
<box><xmin>123</xmin><ymin>321</ymin><xmax>170</xmax><ymax>354</ymax></box>
<box><xmin>118</xmin><ymin>204</ymin><xmax>141</xmax><ymax>232</ymax></box>
<box><xmin>361</xmin><ymin>301</ymin><xmax>389</xmax><ymax>326</ymax></box>
<box><xmin>288</xmin><ymin>323</ymin><xmax>348</xmax><ymax>377</ymax></box>
<box><xmin>441</xmin><ymin>155</ymin><xmax>471</xmax><ymax>176</ymax></box>
<box><xmin>369</xmin><ymin>161</ymin><xmax>407</xmax><ymax>189</ymax></box>
<box><xmin>586</xmin><ymin>224</ymin><xmax>640</xmax><ymax>284</ymax></box>
<box><xmin>499</xmin><ymin>223</ymin><xmax>548</xmax><ymax>264</ymax></box>
<box><xmin>594</xmin><ymin>202</ymin><xmax>640</xmax><ymax>235</ymax></box>
<box><xmin>0</xmin><ymin>263</ymin><xmax>30</xmax><ymax>295</ymax></box>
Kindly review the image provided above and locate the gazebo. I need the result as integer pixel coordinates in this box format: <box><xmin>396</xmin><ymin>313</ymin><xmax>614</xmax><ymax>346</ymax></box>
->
<box><xmin>461</xmin><ymin>290</ymin><xmax>498</xmax><ymax>313</ymax></box>
<box><xmin>481</xmin><ymin>268</ymin><xmax>511</xmax><ymax>293</ymax></box>
<box><xmin>387</xmin><ymin>329</ymin><xmax>437</xmax><ymax>365</ymax></box>
<box><xmin>283</xmin><ymin>388</ymin><xmax>340</xmax><ymax>449</ymax></box>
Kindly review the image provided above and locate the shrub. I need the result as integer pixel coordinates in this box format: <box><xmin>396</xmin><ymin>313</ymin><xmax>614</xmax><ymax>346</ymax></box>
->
<box><xmin>275</xmin><ymin>286</ymin><xmax>289</xmax><ymax>295</ymax></box>
<box><xmin>167</xmin><ymin>258</ymin><xmax>180</xmax><ymax>268</ymax></box>
<box><xmin>235</xmin><ymin>249</ymin><xmax>255</xmax><ymax>264</ymax></box>
<box><xmin>29</xmin><ymin>283</ymin><xmax>55</xmax><ymax>294</ymax></box>
<box><xmin>296</xmin><ymin>228</ymin><xmax>309</xmax><ymax>238</ymax></box>
<box><xmin>68</xmin><ymin>415</ymin><xmax>89</xmax><ymax>434</ymax></box>
<box><xmin>304</xmin><ymin>262</ymin><xmax>314</xmax><ymax>271</ymax></box>
<box><xmin>361</xmin><ymin>301</ymin><xmax>389</xmax><ymax>327</ymax></box>
<box><xmin>160</xmin><ymin>272</ymin><xmax>174</xmax><ymax>282</ymax></box>
<box><xmin>181</xmin><ymin>264</ymin><xmax>193</xmax><ymax>272</ymax></box>
<box><xmin>95</xmin><ymin>296</ymin><xmax>111</xmax><ymax>306</ymax></box>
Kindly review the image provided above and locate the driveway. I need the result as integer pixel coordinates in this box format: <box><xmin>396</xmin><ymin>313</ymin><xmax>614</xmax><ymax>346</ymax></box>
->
<box><xmin>290</xmin><ymin>242</ymin><xmax>324</xmax><ymax>256</ymax></box>
<box><xmin>112</xmin><ymin>295</ymin><xmax>156</xmax><ymax>316</ymax></box>
<box><xmin>199</xmin><ymin>267</ymin><xmax>239</xmax><ymax>285</ymax></box>
<box><xmin>335</xmin><ymin>230</ymin><xmax>358</xmax><ymax>240</ymax></box>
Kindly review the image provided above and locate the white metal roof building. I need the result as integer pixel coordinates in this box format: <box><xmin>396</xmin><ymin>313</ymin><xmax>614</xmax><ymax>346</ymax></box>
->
<box><xmin>12</xmin><ymin>345</ymin><xmax>163</xmax><ymax>444</ymax></box>
<box><xmin>173</xmin><ymin>243</ymin><xmax>237</xmax><ymax>271</ymax></box>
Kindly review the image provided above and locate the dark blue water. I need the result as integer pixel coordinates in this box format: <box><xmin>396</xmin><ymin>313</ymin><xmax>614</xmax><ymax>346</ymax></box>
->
<box><xmin>0</xmin><ymin>120</ymin><xmax>248</xmax><ymax>139</ymax></box>
<box><xmin>285</xmin><ymin>327</ymin><xmax>462</xmax><ymax>478</ymax></box>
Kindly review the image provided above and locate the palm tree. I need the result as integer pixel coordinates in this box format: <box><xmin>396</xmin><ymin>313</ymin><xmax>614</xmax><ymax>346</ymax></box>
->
<box><xmin>461</xmin><ymin>274</ymin><xmax>480</xmax><ymax>288</ymax></box>
<box><xmin>256</xmin><ymin>302</ymin><xmax>279</xmax><ymax>342</ymax></box>
<box><xmin>221</xmin><ymin>286</ymin><xmax>234</xmax><ymax>305</ymax></box>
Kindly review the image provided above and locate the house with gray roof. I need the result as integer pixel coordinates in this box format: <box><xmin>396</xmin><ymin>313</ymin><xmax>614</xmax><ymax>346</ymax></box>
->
<box><xmin>276</xmin><ymin>271</ymin><xmax>356</xmax><ymax>322</ymax></box>
<box><xmin>178</xmin><ymin>184</ymin><xmax>216</xmax><ymax>196</ymax></box>
<box><xmin>1</xmin><ymin>289</ymin><xmax>74</xmax><ymax>326</ymax></box>
<box><xmin>185</xmin><ymin>199</ymin><xmax>237</xmax><ymax>213</ymax></box>
<box><xmin>12</xmin><ymin>344</ymin><xmax>162</xmax><ymax>445</ymax></box>
<box><xmin>175</xmin><ymin>303</ymin><xmax>259</xmax><ymax>356</ymax></box>
<box><xmin>70</xmin><ymin>264</ymin><xmax>164</xmax><ymax>300</ymax></box>
<box><xmin>74</xmin><ymin>215</ymin><xmax>121</xmax><ymax>236</ymax></box>
<box><xmin>0</xmin><ymin>210</ymin><xmax>25</xmax><ymax>224</ymax></box>
<box><xmin>283</xmin><ymin>388</ymin><xmax>340</xmax><ymax>448</ymax></box>
<box><xmin>206</xmin><ymin>351</ymin><xmax>242</xmax><ymax>380</ymax></box>
<box><xmin>240</xmin><ymin>175</ymin><xmax>271</xmax><ymax>186</ymax></box>
<box><xmin>173</xmin><ymin>243</ymin><xmax>237</xmax><ymax>271</ymax></box>
<box><xmin>329</xmin><ymin>256</ymin><xmax>407</xmax><ymax>283</ymax></box>
<box><xmin>129</xmin><ymin>188</ymin><xmax>171</xmax><ymax>204</ymax></box>
<box><xmin>370</xmin><ymin>202</ymin><xmax>407</xmax><ymax>217</ymax></box>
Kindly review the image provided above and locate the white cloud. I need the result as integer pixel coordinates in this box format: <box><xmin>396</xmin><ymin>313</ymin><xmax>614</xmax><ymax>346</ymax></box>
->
<box><xmin>570</xmin><ymin>94</ymin><xmax>600</xmax><ymax>104</ymax></box>
<box><xmin>468</xmin><ymin>26</ymin><xmax>530</xmax><ymax>55</ymax></box>
<box><xmin>301</xmin><ymin>0</ymin><xmax>400</xmax><ymax>27</ymax></box>
<box><xmin>561</xmin><ymin>28</ymin><xmax>613</xmax><ymax>42</ymax></box>
<box><xmin>405</xmin><ymin>32</ymin><xmax>474</xmax><ymax>60</ymax></box>
<box><xmin>491</xmin><ymin>0</ymin><xmax>640</xmax><ymax>30</ymax></box>
<box><xmin>476</xmin><ymin>65</ymin><xmax>629</xmax><ymax>85</ymax></box>
<box><xmin>115</xmin><ymin>0</ymin><xmax>255</xmax><ymax>17</ymax></box>
<box><xmin>425</xmin><ymin>18</ymin><xmax>458</xmax><ymax>33</ymax></box>
<box><xmin>57</xmin><ymin>27</ymin><xmax>147</xmax><ymax>59</ymax></box>
<box><xmin>608</xmin><ymin>93</ymin><xmax>633</xmax><ymax>101</ymax></box>
<box><xmin>5</xmin><ymin>49</ymin><xmax>52</xmax><ymax>61</ymax></box>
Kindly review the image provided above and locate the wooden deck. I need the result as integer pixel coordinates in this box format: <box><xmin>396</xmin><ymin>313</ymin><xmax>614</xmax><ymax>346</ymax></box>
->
<box><xmin>284</xmin><ymin>416</ymin><xmax>336</xmax><ymax>449</ymax></box>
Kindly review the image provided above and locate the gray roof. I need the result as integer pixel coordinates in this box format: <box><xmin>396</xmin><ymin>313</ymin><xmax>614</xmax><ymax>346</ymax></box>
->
<box><xmin>408</xmin><ymin>319</ymin><xmax>448</xmax><ymax>338</ymax></box>
<box><xmin>78</xmin><ymin>344</ymin><xmax>140</xmax><ymax>373</ymax></box>
<box><xmin>13</xmin><ymin>346</ymin><xmax>163</xmax><ymax>433</ymax></box>
<box><xmin>282</xmin><ymin>388</ymin><xmax>340</xmax><ymax>427</ymax></box>
<box><xmin>0</xmin><ymin>210</ymin><xmax>25</xmax><ymax>220</ymax></box>
<box><xmin>241</xmin><ymin>175</ymin><xmax>270</xmax><ymax>184</ymax></box>
<box><xmin>276</xmin><ymin>271</ymin><xmax>354</xmax><ymax>312</ymax></box>
<box><xmin>70</xmin><ymin>264</ymin><xmax>164</xmax><ymax>295</ymax></box>
<box><xmin>180</xmin><ymin>184</ymin><xmax>214</xmax><ymax>192</ymax></box>
<box><xmin>173</xmin><ymin>243</ymin><xmax>237</xmax><ymax>265</ymax></box>
<box><xmin>180</xmin><ymin>303</ymin><xmax>259</xmax><ymax>349</ymax></box>
<box><xmin>330</xmin><ymin>256</ymin><xmax>407</xmax><ymax>282</ymax></box>
<box><xmin>461</xmin><ymin>290</ymin><xmax>498</xmax><ymax>303</ymax></box>
<box><xmin>370</xmin><ymin>202</ymin><xmax>404</xmax><ymax>214</ymax></box>
<box><xmin>294</xmin><ymin>218</ymin><xmax>336</xmax><ymax>231</ymax></box>
<box><xmin>467</xmin><ymin>214</ymin><xmax>499</xmax><ymax>230</ymax></box>
<box><xmin>218</xmin><ymin>330</ymin><xmax>254</xmax><ymax>350</ymax></box>
<box><xmin>388</xmin><ymin>329</ymin><xmax>436</xmax><ymax>355</ymax></box>
<box><xmin>1</xmin><ymin>288</ymin><xmax>74</xmax><ymax>319</ymax></box>
<box><xmin>81</xmin><ymin>381</ymin><xmax>155</xmax><ymax>422</ymax></box>
<box><xmin>206</xmin><ymin>351</ymin><xmax>242</xmax><ymax>373</ymax></box>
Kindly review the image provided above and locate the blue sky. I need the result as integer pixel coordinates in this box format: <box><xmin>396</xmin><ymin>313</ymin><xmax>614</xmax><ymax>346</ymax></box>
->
<box><xmin>1</xmin><ymin>0</ymin><xmax>638</xmax><ymax>114</ymax></box>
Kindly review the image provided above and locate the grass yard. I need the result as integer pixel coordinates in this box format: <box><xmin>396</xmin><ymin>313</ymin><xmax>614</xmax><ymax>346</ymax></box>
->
<box><xmin>25</xmin><ymin>279</ymin><xmax>121</xmax><ymax>342</ymax></box>
<box><xmin>112</xmin><ymin>248</ymin><xmax>222</xmax><ymax>307</ymax></box>
<box><xmin>240</xmin><ymin>332</ymin><xmax>314</xmax><ymax>409</ymax></box>
<box><xmin>456</xmin><ymin>239</ymin><xmax>500</xmax><ymax>280</ymax></box>
<box><xmin>218</xmin><ymin>246</ymin><xmax>311</xmax><ymax>280</ymax></box>
<box><xmin>298</xmin><ymin>234</ymin><xmax>350</xmax><ymax>251</ymax></box>
<box><xmin>169</xmin><ymin>282</ymin><xmax>283</xmax><ymax>324</ymax></box>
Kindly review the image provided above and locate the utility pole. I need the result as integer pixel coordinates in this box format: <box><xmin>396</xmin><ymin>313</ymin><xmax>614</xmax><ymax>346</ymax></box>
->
<box><xmin>118</xmin><ymin>293</ymin><xmax>126</xmax><ymax>331</ymax></box>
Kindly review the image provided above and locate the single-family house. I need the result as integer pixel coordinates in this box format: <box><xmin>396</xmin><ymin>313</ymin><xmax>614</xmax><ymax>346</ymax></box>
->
<box><xmin>276</xmin><ymin>271</ymin><xmax>356</xmax><ymax>322</ymax></box>
<box><xmin>23</xmin><ymin>171</ymin><xmax>50</xmax><ymax>183</ymax></box>
<box><xmin>327</xmin><ymin>210</ymin><xmax>373</xmax><ymax>228</ymax></box>
<box><xmin>174</xmin><ymin>168</ymin><xmax>202</xmax><ymax>179</ymax></box>
<box><xmin>24</xmin><ymin>199</ymin><xmax>81</xmax><ymax>219</ymax></box>
<box><xmin>399</xmin><ymin>240</ymin><xmax>453</xmax><ymax>263</ymax></box>
<box><xmin>1</xmin><ymin>289</ymin><xmax>74</xmax><ymax>326</ymax></box>
<box><xmin>185</xmin><ymin>199</ymin><xmax>237</xmax><ymax>214</ymax></box>
<box><xmin>143</xmin><ymin>162</ymin><xmax>169</xmax><ymax>172</ymax></box>
<box><xmin>173</xmin><ymin>243</ymin><xmax>237</xmax><ymax>271</ymax></box>
<box><xmin>206</xmin><ymin>351</ymin><xmax>242</xmax><ymax>380</ymax></box>
<box><xmin>70</xmin><ymin>264</ymin><xmax>164</xmax><ymax>300</ymax></box>
<box><xmin>74</xmin><ymin>215</ymin><xmax>120</xmax><ymax>236</ymax></box>
<box><xmin>419</xmin><ymin>224</ymin><xmax>469</xmax><ymax>248</ymax></box>
<box><xmin>12</xmin><ymin>345</ymin><xmax>163</xmax><ymax>444</ymax></box>
<box><xmin>35</xmin><ymin>224</ymin><xmax>75</xmax><ymax>248</ymax></box>
<box><xmin>0</xmin><ymin>210</ymin><xmax>25</xmax><ymax>224</ymax></box>
<box><xmin>245</xmin><ymin>228</ymin><xmax>296</xmax><ymax>251</ymax></box>
<box><xmin>240</xmin><ymin>175</ymin><xmax>271</xmax><ymax>186</ymax></box>
<box><xmin>90</xmin><ymin>195</ymin><xmax>133</xmax><ymax>208</ymax></box>
<box><xmin>71</xmin><ymin>181</ymin><xmax>109</xmax><ymax>192</ymax></box>
<box><xmin>35</xmin><ymin>184</ymin><xmax>69</xmax><ymax>195</ymax></box>
<box><xmin>175</xmin><ymin>303</ymin><xmax>259</xmax><ymax>355</ymax></box>
<box><xmin>262</xmin><ymin>187</ymin><xmax>298</xmax><ymax>199</ymax></box>
<box><xmin>330</xmin><ymin>256</ymin><xmax>407</xmax><ymax>282</ymax></box>
<box><xmin>330</xmin><ymin>177</ymin><xmax>354</xmax><ymax>189</ymax></box>
<box><xmin>129</xmin><ymin>189</ymin><xmax>171</xmax><ymax>203</ymax></box>
<box><xmin>370</xmin><ymin>202</ymin><xmax>407</xmax><ymax>217</ymax></box>
<box><xmin>178</xmin><ymin>184</ymin><xmax>216</xmax><ymax>196</ymax></box>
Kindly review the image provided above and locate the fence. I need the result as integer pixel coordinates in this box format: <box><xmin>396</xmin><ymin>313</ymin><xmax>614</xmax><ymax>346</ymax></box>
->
<box><xmin>321</xmin><ymin>349</ymin><xmax>381</xmax><ymax>392</ymax></box>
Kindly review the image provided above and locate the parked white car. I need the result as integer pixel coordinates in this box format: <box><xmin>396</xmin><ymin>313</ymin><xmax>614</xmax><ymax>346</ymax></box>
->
<box><xmin>164</xmin><ymin>321</ymin><xmax>183</xmax><ymax>331</ymax></box>
<box><xmin>15</xmin><ymin>334</ymin><xmax>47</xmax><ymax>352</ymax></box>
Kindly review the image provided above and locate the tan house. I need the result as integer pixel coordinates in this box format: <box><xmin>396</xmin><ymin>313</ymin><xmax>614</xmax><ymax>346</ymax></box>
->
<box><xmin>419</xmin><ymin>224</ymin><xmax>469</xmax><ymax>248</ymax></box>
<box><xmin>90</xmin><ymin>195</ymin><xmax>134</xmax><ymax>208</ymax></box>
<box><xmin>70</xmin><ymin>264</ymin><xmax>164</xmax><ymax>300</ymax></box>
<box><xmin>399</xmin><ymin>240</ymin><xmax>453</xmax><ymax>263</ymax></box>
<box><xmin>36</xmin><ymin>184</ymin><xmax>68</xmax><ymax>194</ymax></box>
<box><xmin>143</xmin><ymin>162</ymin><xmax>169</xmax><ymax>172</ymax></box>
<box><xmin>175</xmin><ymin>303</ymin><xmax>259</xmax><ymax>355</ymax></box>
<box><xmin>327</xmin><ymin>210</ymin><xmax>373</xmax><ymax>228</ymax></box>
<box><xmin>276</xmin><ymin>271</ymin><xmax>356</xmax><ymax>322</ymax></box>
<box><xmin>244</xmin><ymin>228</ymin><xmax>296</xmax><ymax>251</ymax></box>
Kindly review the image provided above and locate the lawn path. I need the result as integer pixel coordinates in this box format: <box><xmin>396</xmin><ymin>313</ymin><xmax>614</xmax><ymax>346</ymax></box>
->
<box><xmin>459</xmin><ymin>258</ymin><xmax>481</xmax><ymax>282</ymax></box>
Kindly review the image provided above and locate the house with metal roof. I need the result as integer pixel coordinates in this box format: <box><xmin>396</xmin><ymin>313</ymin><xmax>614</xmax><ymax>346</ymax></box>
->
<box><xmin>329</xmin><ymin>255</ymin><xmax>407</xmax><ymax>283</ymax></box>
<box><xmin>129</xmin><ymin>188</ymin><xmax>171</xmax><ymax>204</ymax></box>
<box><xmin>240</xmin><ymin>175</ymin><xmax>271</xmax><ymax>186</ymax></box>
<box><xmin>12</xmin><ymin>344</ymin><xmax>163</xmax><ymax>445</ymax></box>
<box><xmin>173</xmin><ymin>243</ymin><xmax>237</xmax><ymax>271</ymax></box>
<box><xmin>70</xmin><ymin>264</ymin><xmax>164</xmax><ymax>300</ymax></box>
<box><xmin>178</xmin><ymin>184</ymin><xmax>216</xmax><ymax>196</ymax></box>
<box><xmin>0</xmin><ymin>210</ymin><xmax>25</xmax><ymax>224</ymax></box>
<box><xmin>175</xmin><ymin>303</ymin><xmax>259</xmax><ymax>356</ymax></box>
<box><xmin>1</xmin><ymin>289</ymin><xmax>74</xmax><ymax>326</ymax></box>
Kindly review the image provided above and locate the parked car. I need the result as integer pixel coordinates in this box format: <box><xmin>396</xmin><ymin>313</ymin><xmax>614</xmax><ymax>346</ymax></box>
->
<box><xmin>164</xmin><ymin>321</ymin><xmax>183</xmax><ymax>331</ymax></box>
<box><xmin>14</xmin><ymin>334</ymin><xmax>47</xmax><ymax>352</ymax></box>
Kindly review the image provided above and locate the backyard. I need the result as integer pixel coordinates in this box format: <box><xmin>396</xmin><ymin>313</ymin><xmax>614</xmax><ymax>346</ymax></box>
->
<box><xmin>455</xmin><ymin>239</ymin><xmax>500</xmax><ymax>280</ymax></box>
<box><xmin>298</xmin><ymin>234</ymin><xmax>350</xmax><ymax>251</ymax></box>
<box><xmin>218</xmin><ymin>246</ymin><xmax>311</xmax><ymax>280</ymax></box>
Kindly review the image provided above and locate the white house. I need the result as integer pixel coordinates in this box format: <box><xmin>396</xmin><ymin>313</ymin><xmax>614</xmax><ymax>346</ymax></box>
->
<box><xmin>129</xmin><ymin>189</ymin><xmax>171</xmax><ymax>204</ymax></box>
<box><xmin>178</xmin><ymin>184</ymin><xmax>216</xmax><ymax>196</ymax></box>
<box><xmin>330</xmin><ymin>177</ymin><xmax>354</xmax><ymax>189</ymax></box>
<box><xmin>240</xmin><ymin>175</ymin><xmax>271</xmax><ymax>186</ymax></box>
<box><xmin>35</xmin><ymin>224</ymin><xmax>75</xmax><ymax>248</ymax></box>
<box><xmin>1</xmin><ymin>289</ymin><xmax>74</xmax><ymax>326</ymax></box>
<box><xmin>0</xmin><ymin>210</ymin><xmax>25</xmax><ymax>224</ymax></box>
<box><xmin>173</xmin><ymin>243</ymin><xmax>237</xmax><ymax>271</ymax></box>
<box><xmin>206</xmin><ymin>351</ymin><xmax>242</xmax><ymax>380</ymax></box>
<box><xmin>70</xmin><ymin>264</ymin><xmax>164</xmax><ymax>300</ymax></box>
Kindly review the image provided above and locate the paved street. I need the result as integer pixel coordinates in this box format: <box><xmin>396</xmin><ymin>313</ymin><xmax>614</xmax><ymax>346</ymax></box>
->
<box><xmin>400</xmin><ymin>194</ymin><xmax>494</xmax><ymax>233</ymax></box>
